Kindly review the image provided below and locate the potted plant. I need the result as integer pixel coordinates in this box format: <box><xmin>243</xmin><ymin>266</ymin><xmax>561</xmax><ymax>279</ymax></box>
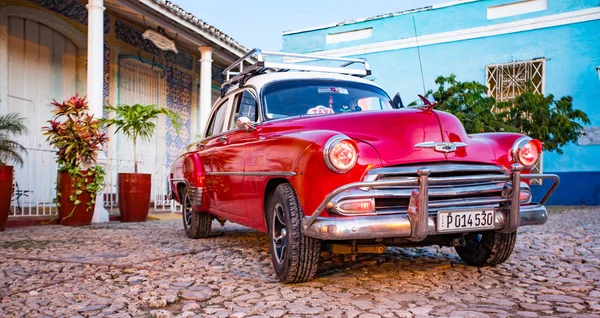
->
<box><xmin>42</xmin><ymin>95</ymin><xmax>108</xmax><ymax>226</ymax></box>
<box><xmin>0</xmin><ymin>113</ymin><xmax>28</xmax><ymax>231</ymax></box>
<box><xmin>103</xmin><ymin>104</ymin><xmax>181</xmax><ymax>222</ymax></box>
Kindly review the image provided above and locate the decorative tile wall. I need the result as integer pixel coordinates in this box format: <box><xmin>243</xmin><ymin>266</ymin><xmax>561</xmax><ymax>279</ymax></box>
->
<box><xmin>103</xmin><ymin>42</ymin><xmax>110</xmax><ymax>155</ymax></box>
<box><xmin>29</xmin><ymin>0</ymin><xmax>109</xmax><ymax>33</ymax></box>
<box><xmin>165</xmin><ymin>70</ymin><xmax>193</xmax><ymax>166</ymax></box>
<box><xmin>114</xmin><ymin>20</ymin><xmax>193</xmax><ymax>70</ymax></box>
<box><xmin>103</xmin><ymin>42</ymin><xmax>110</xmax><ymax>104</ymax></box>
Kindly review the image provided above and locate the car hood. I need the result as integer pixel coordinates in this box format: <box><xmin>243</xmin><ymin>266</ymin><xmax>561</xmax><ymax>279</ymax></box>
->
<box><xmin>262</xmin><ymin>109</ymin><xmax>497</xmax><ymax>166</ymax></box>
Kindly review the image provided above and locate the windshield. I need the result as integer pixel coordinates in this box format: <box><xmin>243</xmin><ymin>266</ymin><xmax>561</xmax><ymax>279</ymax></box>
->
<box><xmin>262</xmin><ymin>80</ymin><xmax>393</xmax><ymax>120</ymax></box>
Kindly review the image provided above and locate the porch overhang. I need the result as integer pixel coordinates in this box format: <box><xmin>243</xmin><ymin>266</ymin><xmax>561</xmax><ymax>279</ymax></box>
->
<box><xmin>106</xmin><ymin>0</ymin><xmax>248</xmax><ymax>66</ymax></box>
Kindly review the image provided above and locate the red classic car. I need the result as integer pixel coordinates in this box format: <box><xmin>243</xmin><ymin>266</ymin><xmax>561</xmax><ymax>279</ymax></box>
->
<box><xmin>169</xmin><ymin>49</ymin><xmax>559</xmax><ymax>283</ymax></box>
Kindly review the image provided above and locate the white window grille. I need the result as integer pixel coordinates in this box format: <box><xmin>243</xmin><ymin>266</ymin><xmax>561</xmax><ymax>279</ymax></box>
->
<box><xmin>486</xmin><ymin>58</ymin><xmax>545</xmax><ymax>183</ymax></box>
<box><xmin>486</xmin><ymin>58</ymin><xmax>545</xmax><ymax>102</ymax></box>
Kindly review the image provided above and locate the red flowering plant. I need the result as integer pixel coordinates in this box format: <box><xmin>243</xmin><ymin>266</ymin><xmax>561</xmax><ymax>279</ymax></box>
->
<box><xmin>42</xmin><ymin>95</ymin><xmax>109</xmax><ymax>214</ymax></box>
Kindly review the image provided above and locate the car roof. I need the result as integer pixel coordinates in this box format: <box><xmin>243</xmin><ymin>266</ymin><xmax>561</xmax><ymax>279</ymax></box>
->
<box><xmin>233</xmin><ymin>71</ymin><xmax>384</xmax><ymax>93</ymax></box>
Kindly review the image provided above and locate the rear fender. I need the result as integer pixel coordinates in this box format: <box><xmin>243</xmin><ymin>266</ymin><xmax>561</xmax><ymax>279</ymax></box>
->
<box><xmin>170</xmin><ymin>153</ymin><xmax>207</xmax><ymax>206</ymax></box>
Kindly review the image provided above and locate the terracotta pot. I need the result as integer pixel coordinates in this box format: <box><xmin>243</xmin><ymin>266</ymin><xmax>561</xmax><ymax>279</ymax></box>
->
<box><xmin>57</xmin><ymin>170</ymin><xmax>96</xmax><ymax>226</ymax></box>
<box><xmin>0</xmin><ymin>165</ymin><xmax>13</xmax><ymax>231</ymax></box>
<box><xmin>118</xmin><ymin>173</ymin><xmax>151</xmax><ymax>222</ymax></box>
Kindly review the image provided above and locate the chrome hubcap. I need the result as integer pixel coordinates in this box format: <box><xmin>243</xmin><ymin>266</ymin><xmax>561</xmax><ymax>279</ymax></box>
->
<box><xmin>272</xmin><ymin>203</ymin><xmax>287</xmax><ymax>264</ymax></box>
<box><xmin>183</xmin><ymin>193</ymin><xmax>192</xmax><ymax>227</ymax></box>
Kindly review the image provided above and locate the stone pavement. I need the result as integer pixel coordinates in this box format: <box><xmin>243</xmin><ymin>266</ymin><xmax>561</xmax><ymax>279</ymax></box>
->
<box><xmin>0</xmin><ymin>207</ymin><xmax>599</xmax><ymax>318</ymax></box>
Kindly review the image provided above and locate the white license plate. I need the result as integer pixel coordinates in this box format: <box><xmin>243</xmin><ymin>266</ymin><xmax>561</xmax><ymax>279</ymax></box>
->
<box><xmin>437</xmin><ymin>209</ymin><xmax>495</xmax><ymax>232</ymax></box>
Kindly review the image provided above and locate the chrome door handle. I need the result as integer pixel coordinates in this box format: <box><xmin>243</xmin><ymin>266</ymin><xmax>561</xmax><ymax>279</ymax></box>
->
<box><xmin>218</xmin><ymin>136</ymin><xmax>228</xmax><ymax>143</ymax></box>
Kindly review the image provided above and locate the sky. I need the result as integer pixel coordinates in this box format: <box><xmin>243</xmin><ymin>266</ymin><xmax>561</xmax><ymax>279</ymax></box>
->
<box><xmin>171</xmin><ymin>0</ymin><xmax>450</xmax><ymax>51</ymax></box>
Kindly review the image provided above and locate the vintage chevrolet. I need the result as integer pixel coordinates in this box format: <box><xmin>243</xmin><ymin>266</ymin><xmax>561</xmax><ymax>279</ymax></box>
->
<box><xmin>169</xmin><ymin>49</ymin><xmax>559</xmax><ymax>283</ymax></box>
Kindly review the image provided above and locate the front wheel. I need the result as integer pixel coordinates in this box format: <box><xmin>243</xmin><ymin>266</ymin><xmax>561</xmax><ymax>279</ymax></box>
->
<box><xmin>181</xmin><ymin>189</ymin><xmax>212</xmax><ymax>239</ymax></box>
<box><xmin>455</xmin><ymin>231</ymin><xmax>517</xmax><ymax>266</ymax></box>
<box><xmin>267</xmin><ymin>183</ymin><xmax>321</xmax><ymax>283</ymax></box>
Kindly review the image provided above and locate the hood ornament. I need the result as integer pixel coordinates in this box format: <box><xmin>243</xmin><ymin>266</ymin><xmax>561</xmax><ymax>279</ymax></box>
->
<box><xmin>415</xmin><ymin>141</ymin><xmax>468</xmax><ymax>153</ymax></box>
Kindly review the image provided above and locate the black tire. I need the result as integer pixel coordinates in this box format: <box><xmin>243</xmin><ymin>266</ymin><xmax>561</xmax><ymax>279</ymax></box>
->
<box><xmin>455</xmin><ymin>231</ymin><xmax>517</xmax><ymax>266</ymax></box>
<box><xmin>267</xmin><ymin>183</ymin><xmax>321</xmax><ymax>283</ymax></box>
<box><xmin>181</xmin><ymin>189</ymin><xmax>211</xmax><ymax>239</ymax></box>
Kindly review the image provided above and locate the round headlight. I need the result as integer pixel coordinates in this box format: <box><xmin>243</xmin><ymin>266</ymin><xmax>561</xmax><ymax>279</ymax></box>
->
<box><xmin>323</xmin><ymin>135</ymin><xmax>358</xmax><ymax>174</ymax></box>
<box><xmin>511</xmin><ymin>137</ymin><xmax>542</xmax><ymax>168</ymax></box>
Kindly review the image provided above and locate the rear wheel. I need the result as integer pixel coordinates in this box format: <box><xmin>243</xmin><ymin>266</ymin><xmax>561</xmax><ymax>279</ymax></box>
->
<box><xmin>181</xmin><ymin>189</ymin><xmax>211</xmax><ymax>239</ymax></box>
<box><xmin>267</xmin><ymin>183</ymin><xmax>321</xmax><ymax>283</ymax></box>
<box><xmin>455</xmin><ymin>231</ymin><xmax>517</xmax><ymax>266</ymax></box>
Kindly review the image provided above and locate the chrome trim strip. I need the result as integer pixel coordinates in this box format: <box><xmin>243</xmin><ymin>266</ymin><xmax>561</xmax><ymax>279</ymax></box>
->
<box><xmin>428</xmin><ymin>174</ymin><xmax>510</xmax><ymax>184</ymax></box>
<box><xmin>302</xmin><ymin>204</ymin><xmax>548</xmax><ymax>240</ymax></box>
<box><xmin>331</xmin><ymin>183</ymin><xmax>514</xmax><ymax>205</ymax></box>
<box><xmin>366</xmin><ymin>164</ymin><xmax>508</xmax><ymax>178</ymax></box>
<box><xmin>206</xmin><ymin>171</ymin><xmax>297</xmax><ymax>177</ymax></box>
<box><xmin>428</xmin><ymin>196</ymin><xmax>507</xmax><ymax>208</ymax></box>
<box><xmin>187</xmin><ymin>186</ymin><xmax>204</xmax><ymax>206</ymax></box>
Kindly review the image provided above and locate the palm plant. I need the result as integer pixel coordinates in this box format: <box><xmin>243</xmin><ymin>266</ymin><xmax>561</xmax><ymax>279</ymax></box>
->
<box><xmin>103</xmin><ymin>104</ymin><xmax>182</xmax><ymax>172</ymax></box>
<box><xmin>0</xmin><ymin>113</ymin><xmax>28</xmax><ymax>167</ymax></box>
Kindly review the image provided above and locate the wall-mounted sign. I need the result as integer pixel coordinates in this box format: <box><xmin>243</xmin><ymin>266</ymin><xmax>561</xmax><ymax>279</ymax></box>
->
<box><xmin>142</xmin><ymin>29</ymin><xmax>178</xmax><ymax>54</ymax></box>
<box><xmin>578</xmin><ymin>127</ymin><xmax>600</xmax><ymax>146</ymax></box>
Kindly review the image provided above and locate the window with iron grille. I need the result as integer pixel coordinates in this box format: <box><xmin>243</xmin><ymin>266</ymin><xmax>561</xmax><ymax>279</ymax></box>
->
<box><xmin>486</xmin><ymin>58</ymin><xmax>546</xmax><ymax>183</ymax></box>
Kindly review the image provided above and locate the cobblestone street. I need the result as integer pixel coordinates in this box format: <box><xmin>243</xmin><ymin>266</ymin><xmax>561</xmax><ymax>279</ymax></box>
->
<box><xmin>1</xmin><ymin>207</ymin><xmax>599</xmax><ymax>318</ymax></box>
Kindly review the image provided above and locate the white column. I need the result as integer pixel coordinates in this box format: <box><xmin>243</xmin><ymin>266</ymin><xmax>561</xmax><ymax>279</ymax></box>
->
<box><xmin>87</xmin><ymin>0</ymin><xmax>109</xmax><ymax>223</ymax></box>
<box><xmin>198</xmin><ymin>46</ymin><xmax>213</xmax><ymax>137</ymax></box>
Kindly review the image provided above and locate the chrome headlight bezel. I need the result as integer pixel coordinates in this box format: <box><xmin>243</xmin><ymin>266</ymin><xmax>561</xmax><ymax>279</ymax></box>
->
<box><xmin>323</xmin><ymin>134</ymin><xmax>358</xmax><ymax>174</ymax></box>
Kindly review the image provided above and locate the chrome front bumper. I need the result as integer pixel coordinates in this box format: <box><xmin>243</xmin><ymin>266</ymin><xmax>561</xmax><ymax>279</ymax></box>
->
<box><xmin>302</xmin><ymin>164</ymin><xmax>559</xmax><ymax>241</ymax></box>
<box><xmin>303</xmin><ymin>204</ymin><xmax>548</xmax><ymax>240</ymax></box>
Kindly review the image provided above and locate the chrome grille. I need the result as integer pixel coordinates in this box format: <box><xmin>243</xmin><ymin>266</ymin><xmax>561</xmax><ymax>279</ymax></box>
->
<box><xmin>371</xmin><ymin>164</ymin><xmax>510</xmax><ymax>214</ymax></box>
<box><xmin>328</xmin><ymin>163</ymin><xmax>524</xmax><ymax>215</ymax></box>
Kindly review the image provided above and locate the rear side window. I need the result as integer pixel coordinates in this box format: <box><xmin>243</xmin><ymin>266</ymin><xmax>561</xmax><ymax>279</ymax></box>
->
<box><xmin>205</xmin><ymin>100</ymin><xmax>229</xmax><ymax>138</ymax></box>
<box><xmin>230</xmin><ymin>90</ymin><xmax>258</xmax><ymax>129</ymax></box>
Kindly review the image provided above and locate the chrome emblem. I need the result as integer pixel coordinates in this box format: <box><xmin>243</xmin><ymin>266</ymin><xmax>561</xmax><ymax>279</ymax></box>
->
<box><xmin>415</xmin><ymin>141</ymin><xmax>468</xmax><ymax>153</ymax></box>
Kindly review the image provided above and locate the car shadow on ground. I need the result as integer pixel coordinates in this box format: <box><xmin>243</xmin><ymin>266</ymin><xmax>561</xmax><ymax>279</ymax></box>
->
<box><xmin>197</xmin><ymin>223</ymin><xmax>468</xmax><ymax>281</ymax></box>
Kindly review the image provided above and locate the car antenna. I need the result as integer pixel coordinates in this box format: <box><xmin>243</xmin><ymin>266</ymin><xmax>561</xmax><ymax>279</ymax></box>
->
<box><xmin>413</xmin><ymin>17</ymin><xmax>427</xmax><ymax>96</ymax></box>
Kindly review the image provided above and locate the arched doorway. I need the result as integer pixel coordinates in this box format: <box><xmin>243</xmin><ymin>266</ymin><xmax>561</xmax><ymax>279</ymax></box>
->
<box><xmin>0</xmin><ymin>6</ymin><xmax>87</xmax><ymax>215</ymax></box>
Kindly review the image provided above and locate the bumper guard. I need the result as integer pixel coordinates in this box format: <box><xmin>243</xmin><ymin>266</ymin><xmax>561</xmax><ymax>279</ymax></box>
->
<box><xmin>302</xmin><ymin>164</ymin><xmax>560</xmax><ymax>241</ymax></box>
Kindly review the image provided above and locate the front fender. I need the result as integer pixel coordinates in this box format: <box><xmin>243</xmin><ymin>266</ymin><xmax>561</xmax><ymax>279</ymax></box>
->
<box><xmin>470</xmin><ymin>132</ymin><xmax>534</xmax><ymax>172</ymax></box>
<box><xmin>273</xmin><ymin>130</ymin><xmax>382</xmax><ymax>218</ymax></box>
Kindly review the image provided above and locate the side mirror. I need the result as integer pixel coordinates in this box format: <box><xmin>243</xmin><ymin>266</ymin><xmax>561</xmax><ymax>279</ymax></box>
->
<box><xmin>236</xmin><ymin>116</ymin><xmax>256</xmax><ymax>132</ymax></box>
<box><xmin>392</xmin><ymin>93</ymin><xmax>404</xmax><ymax>109</ymax></box>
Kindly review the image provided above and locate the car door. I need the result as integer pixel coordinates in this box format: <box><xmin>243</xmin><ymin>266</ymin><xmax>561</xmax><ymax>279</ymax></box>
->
<box><xmin>201</xmin><ymin>98</ymin><xmax>231</xmax><ymax>213</ymax></box>
<box><xmin>210</xmin><ymin>88</ymin><xmax>259</xmax><ymax>222</ymax></box>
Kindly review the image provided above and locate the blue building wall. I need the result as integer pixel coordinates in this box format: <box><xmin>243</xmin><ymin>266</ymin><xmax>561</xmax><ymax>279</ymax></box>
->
<box><xmin>283</xmin><ymin>0</ymin><xmax>600</xmax><ymax>205</ymax></box>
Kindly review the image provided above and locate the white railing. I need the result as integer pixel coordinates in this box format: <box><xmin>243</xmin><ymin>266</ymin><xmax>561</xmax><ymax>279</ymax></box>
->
<box><xmin>9</xmin><ymin>147</ymin><xmax>181</xmax><ymax>217</ymax></box>
<box><xmin>9</xmin><ymin>145</ymin><xmax>58</xmax><ymax>217</ymax></box>
<box><xmin>103</xmin><ymin>157</ymin><xmax>182</xmax><ymax>213</ymax></box>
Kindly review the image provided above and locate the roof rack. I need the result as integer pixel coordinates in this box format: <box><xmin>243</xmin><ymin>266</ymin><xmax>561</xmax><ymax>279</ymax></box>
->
<box><xmin>221</xmin><ymin>48</ymin><xmax>371</xmax><ymax>89</ymax></box>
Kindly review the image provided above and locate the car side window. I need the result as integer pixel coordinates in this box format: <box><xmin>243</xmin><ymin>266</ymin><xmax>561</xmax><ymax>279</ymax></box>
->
<box><xmin>205</xmin><ymin>100</ymin><xmax>229</xmax><ymax>138</ymax></box>
<box><xmin>230</xmin><ymin>90</ymin><xmax>258</xmax><ymax>130</ymax></box>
